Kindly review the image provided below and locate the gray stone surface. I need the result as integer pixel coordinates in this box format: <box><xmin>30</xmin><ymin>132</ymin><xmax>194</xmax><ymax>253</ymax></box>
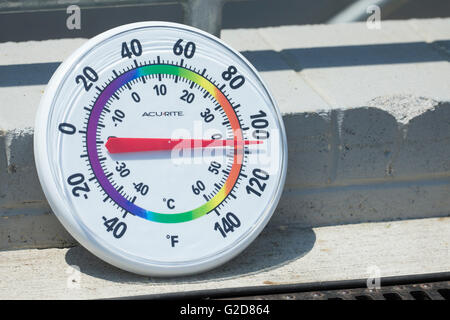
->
<box><xmin>0</xmin><ymin>217</ymin><xmax>448</xmax><ymax>299</ymax></box>
<box><xmin>257</xmin><ymin>20</ymin><xmax>450</xmax><ymax>107</ymax></box>
<box><xmin>283</xmin><ymin>112</ymin><xmax>332</xmax><ymax>187</ymax></box>
<box><xmin>336</xmin><ymin>107</ymin><xmax>399</xmax><ymax>181</ymax></box>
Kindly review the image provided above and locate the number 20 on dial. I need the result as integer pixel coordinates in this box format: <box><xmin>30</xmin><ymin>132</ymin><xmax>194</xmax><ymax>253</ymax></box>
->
<box><xmin>34</xmin><ymin>22</ymin><xmax>287</xmax><ymax>276</ymax></box>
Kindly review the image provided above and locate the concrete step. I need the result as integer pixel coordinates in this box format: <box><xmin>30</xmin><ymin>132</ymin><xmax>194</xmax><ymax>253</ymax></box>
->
<box><xmin>1</xmin><ymin>19</ymin><xmax>450</xmax><ymax>250</ymax></box>
<box><xmin>0</xmin><ymin>217</ymin><xmax>448</xmax><ymax>299</ymax></box>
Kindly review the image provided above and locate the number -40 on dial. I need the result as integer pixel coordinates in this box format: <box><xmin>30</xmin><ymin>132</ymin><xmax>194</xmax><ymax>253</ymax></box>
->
<box><xmin>35</xmin><ymin>22</ymin><xmax>287</xmax><ymax>276</ymax></box>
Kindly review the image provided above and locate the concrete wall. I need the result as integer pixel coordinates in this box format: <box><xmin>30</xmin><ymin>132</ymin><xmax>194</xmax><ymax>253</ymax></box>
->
<box><xmin>1</xmin><ymin>19</ymin><xmax>450</xmax><ymax>250</ymax></box>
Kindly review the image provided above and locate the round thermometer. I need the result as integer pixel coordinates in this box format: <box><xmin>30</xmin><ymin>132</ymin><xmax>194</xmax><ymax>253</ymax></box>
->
<box><xmin>35</xmin><ymin>22</ymin><xmax>287</xmax><ymax>276</ymax></box>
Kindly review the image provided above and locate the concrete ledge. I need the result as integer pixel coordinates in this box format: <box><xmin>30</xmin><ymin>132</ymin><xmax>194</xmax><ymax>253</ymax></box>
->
<box><xmin>1</xmin><ymin>19</ymin><xmax>450</xmax><ymax>250</ymax></box>
<box><xmin>0</xmin><ymin>217</ymin><xmax>448</xmax><ymax>299</ymax></box>
<box><xmin>1</xmin><ymin>95</ymin><xmax>450</xmax><ymax>250</ymax></box>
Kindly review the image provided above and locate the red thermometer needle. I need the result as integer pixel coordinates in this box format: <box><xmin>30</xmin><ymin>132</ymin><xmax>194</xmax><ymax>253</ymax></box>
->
<box><xmin>105</xmin><ymin>137</ymin><xmax>263</xmax><ymax>154</ymax></box>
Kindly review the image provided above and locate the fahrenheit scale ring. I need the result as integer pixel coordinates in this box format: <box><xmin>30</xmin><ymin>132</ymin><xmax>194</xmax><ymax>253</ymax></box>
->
<box><xmin>87</xmin><ymin>64</ymin><xmax>243</xmax><ymax>223</ymax></box>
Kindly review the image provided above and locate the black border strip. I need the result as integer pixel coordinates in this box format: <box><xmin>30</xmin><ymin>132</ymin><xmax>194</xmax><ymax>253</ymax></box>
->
<box><xmin>111</xmin><ymin>271</ymin><xmax>450</xmax><ymax>300</ymax></box>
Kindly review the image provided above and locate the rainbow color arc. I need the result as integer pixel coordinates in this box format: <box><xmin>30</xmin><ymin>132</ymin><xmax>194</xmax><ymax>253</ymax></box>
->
<box><xmin>87</xmin><ymin>64</ymin><xmax>243</xmax><ymax>223</ymax></box>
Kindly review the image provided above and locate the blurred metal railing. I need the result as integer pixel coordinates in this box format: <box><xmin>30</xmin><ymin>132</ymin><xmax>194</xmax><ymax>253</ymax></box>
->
<box><xmin>0</xmin><ymin>0</ymin><xmax>246</xmax><ymax>36</ymax></box>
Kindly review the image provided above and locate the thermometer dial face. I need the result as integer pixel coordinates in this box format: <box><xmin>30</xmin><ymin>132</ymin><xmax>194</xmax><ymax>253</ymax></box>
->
<box><xmin>35</xmin><ymin>22</ymin><xmax>287</xmax><ymax>276</ymax></box>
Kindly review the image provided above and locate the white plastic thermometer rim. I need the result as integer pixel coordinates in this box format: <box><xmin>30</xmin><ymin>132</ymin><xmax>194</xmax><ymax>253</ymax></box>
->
<box><xmin>34</xmin><ymin>21</ymin><xmax>288</xmax><ymax>276</ymax></box>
